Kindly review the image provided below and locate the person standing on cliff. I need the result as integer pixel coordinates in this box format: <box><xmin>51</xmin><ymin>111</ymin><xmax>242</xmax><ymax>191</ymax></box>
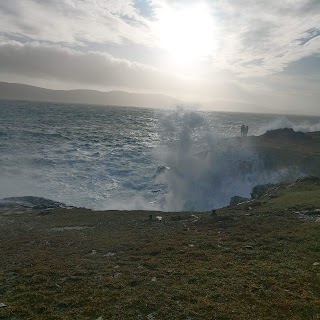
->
<box><xmin>241</xmin><ymin>124</ymin><xmax>245</xmax><ymax>137</ymax></box>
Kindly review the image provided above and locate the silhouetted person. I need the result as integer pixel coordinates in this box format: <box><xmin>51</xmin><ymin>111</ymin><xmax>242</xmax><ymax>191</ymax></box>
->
<box><xmin>241</xmin><ymin>124</ymin><xmax>245</xmax><ymax>137</ymax></box>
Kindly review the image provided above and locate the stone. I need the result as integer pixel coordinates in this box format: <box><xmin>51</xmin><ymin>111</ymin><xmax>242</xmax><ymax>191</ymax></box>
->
<box><xmin>244</xmin><ymin>245</ymin><xmax>254</xmax><ymax>250</ymax></box>
<box><xmin>262</xmin><ymin>128</ymin><xmax>311</xmax><ymax>141</ymax></box>
<box><xmin>0</xmin><ymin>303</ymin><xmax>7</xmax><ymax>308</ymax></box>
<box><xmin>0</xmin><ymin>196</ymin><xmax>67</xmax><ymax>209</ymax></box>
<box><xmin>313</xmin><ymin>262</ymin><xmax>320</xmax><ymax>266</ymax></box>
<box><xmin>104</xmin><ymin>252</ymin><xmax>116</xmax><ymax>257</ymax></box>
<box><xmin>251</xmin><ymin>184</ymin><xmax>277</xmax><ymax>199</ymax></box>
<box><xmin>230</xmin><ymin>196</ymin><xmax>250</xmax><ymax>206</ymax></box>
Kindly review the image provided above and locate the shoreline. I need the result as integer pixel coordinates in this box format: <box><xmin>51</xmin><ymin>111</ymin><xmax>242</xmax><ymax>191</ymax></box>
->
<box><xmin>1</xmin><ymin>177</ymin><xmax>320</xmax><ymax>319</ymax></box>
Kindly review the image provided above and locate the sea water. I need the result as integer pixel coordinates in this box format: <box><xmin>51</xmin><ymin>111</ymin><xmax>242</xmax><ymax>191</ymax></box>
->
<box><xmin>1</xmin><ymin>100</ymin><xmax>320</xmax><ymax>211</ymax></box>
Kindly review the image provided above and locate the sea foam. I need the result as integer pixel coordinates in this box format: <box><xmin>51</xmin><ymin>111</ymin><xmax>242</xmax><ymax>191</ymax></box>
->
<box><xmin>0</xmin><ymin>101</ymin><xmax>319</xmax><ymax>211</ymax></box>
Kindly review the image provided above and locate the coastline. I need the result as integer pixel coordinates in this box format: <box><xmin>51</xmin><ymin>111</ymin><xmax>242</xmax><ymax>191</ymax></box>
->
<box><xmin>1</xmin><ymin>177</ymin><xmax>320</xmax><ymax>319</ymax></box>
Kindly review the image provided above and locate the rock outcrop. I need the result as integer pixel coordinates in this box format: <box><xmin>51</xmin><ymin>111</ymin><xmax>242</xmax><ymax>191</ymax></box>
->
<box><xmin>0</xmin><ymin>196</ymin><xmax>67</xmax><ymax>209</ymax></box>
<box><xmin>229</xmin><ymin>196</ymin><xmax>250</xmax><ymax>206</ymax></box>
<box><xmin>261</xmin><ymin>128</ymin><xmax>311</xmax><ymax>141</ymax></box>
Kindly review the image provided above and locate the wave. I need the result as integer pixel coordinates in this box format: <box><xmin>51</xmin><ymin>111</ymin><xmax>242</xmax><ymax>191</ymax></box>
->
<box><xmin>154</xmin><ymin>109</ymin><xmax>303</xmax><ymax>211</ymax></box>
<box><xmin>1</xmin><ymin>103</ymin><xmax>318</xmax><ymax>211</ymax></box>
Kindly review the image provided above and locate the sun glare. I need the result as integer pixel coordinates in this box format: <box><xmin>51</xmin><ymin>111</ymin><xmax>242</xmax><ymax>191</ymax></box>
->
<box><xmin>155</xmin><ymin>4</ymin><xmax>216</xmax><ymax>64</ymax></box>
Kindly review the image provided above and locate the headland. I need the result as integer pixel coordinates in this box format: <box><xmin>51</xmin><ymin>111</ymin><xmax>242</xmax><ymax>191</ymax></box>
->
<box><xmin>1</xmin><ymin>129</ymin><xmax>320</xmax><ymax>319</ymax></box>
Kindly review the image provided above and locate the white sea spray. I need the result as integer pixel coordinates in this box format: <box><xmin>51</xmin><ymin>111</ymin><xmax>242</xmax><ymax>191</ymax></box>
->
<box><xmin>154</xmin><ymin>109</ymin><xmax>304</xmax><ymax>211</ymax></box>
<box><xmin>0</xmin><ymin>101</ymin><xmax>318</xmax><ymax>211</ymax></box>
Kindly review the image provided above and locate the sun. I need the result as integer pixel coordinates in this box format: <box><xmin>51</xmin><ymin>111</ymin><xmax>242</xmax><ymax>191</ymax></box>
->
<box><xmin>155</xmin><ymin>4</ymin><xmax>216</xmax><ymax>64</ymax></box>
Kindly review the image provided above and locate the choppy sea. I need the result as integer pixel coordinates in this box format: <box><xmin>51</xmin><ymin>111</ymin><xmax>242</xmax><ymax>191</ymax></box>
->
<box><xmin>1</xmin><ymin>100</ymin><xmax>320</xmax><ymax>211</ymax></box>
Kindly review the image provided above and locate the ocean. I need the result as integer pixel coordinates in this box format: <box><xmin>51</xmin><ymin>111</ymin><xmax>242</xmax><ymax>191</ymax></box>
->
<box><xmin>1</xmin><ymin>100</ymin><xmax>320</xmax><ymax>211</ymax></box>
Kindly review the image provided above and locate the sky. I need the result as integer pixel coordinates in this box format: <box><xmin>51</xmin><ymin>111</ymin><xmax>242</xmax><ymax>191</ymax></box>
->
<box><xmin>0</xmin><ymin>0</ymin><xmax>319</xmax><ymax>115</ymax></box>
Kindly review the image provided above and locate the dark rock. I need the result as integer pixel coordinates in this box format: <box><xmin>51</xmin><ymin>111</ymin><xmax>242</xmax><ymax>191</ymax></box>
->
<box><xmin>230</xmin><ymin>196</ymin><xmax>250</xmax><ymax>206</ymax></box>
<box><xmin>0</xmin><ymin>196</ymin><xmax>67</xmax><ymax>209</ymax></box>
<box><xmin>251</xmin><ymin>184</ymin><xmax>278</xmax><ymax>199</ymax></box>
<box><xmin>262</xmin><ymin>128</ymin><xmax>311</xmax><ymax>141</ymax></box>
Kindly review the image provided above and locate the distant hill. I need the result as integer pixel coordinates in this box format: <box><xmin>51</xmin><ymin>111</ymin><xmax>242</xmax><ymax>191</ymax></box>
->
<box><xmin>0</xmin><ymin>82</ymin><xmax>180</xmax><ymax>108</ymax></box>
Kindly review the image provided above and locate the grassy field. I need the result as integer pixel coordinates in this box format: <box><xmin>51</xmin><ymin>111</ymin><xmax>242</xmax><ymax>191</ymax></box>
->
<box><xmin>0</xmin><ymin>177</ymin><xmax>320</xmax><ymax>319</ymax></box>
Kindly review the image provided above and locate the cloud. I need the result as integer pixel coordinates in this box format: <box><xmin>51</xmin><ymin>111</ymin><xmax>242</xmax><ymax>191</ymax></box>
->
<box><xmin>0</xmin><ymin>39</ymin><xmax>258</xmax><ymax>106</ymax></box>
<box><xmin>1</xmin><ymin>0</ymin><xmax>319</xmax><ymax>78</ymax></box>
<box><xmin>0</xmin><ymin>0</ymin><xmax>152</xmax><ymax>45</ymax></box>
<box><xmin>0</xmin><ymin>0</ymin><xmax>319</xmax><ymax>114</ymax></box>
<box><xmin>139</xmin><ymin>0</ymin><xmax>320</xmax><ymax>77</ymax></box>
<box><xmin>209</xmin><ymin>0</ymin><xmax>320</xmax><ymax>76</ymax></box>
<box><xmin>0</xmin><ymin>40</ymin><xmax>192</xmax><ymax>93</ymax></box>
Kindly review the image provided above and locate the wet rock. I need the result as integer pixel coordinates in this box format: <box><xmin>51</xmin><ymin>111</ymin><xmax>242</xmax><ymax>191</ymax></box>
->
<box><xmin>251</xmin><ymin>184</ymin><xmax>278</xmax><ymax>199</ymax></box>
<box><xmin>230</xmin><ymin>196</ymin><xmax>250</xmax><ymax>206</ymax></box>
<box><xmin>0</xmin><ymin>196</ymin><xmax>67</xmax><ymax>209</ymax></box>
<box><xmin>262</xmin><ymin>128</ymin><xmax>311</xmax><ymax>141</ymax></box>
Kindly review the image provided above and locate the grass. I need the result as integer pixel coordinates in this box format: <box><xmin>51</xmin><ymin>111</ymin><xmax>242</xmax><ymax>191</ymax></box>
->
<box><xmin>0</xmin><ymin>178</ymin><xmax>320</xmax><ymax>319</ymax></box>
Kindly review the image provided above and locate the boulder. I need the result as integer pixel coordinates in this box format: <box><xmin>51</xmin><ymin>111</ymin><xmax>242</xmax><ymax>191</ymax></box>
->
<box><xmin>251</xmin><ymin>184</ymin><xmax>278</xmax><ymax>199</ymax></box>
<box><xmin>0</xmin><ymin>196</ymin><xmax>67</xmax><ymax>209</ymax></box>
<box><xmin>230</xmin><ymin>196</ymin><xmax>250</xmax><ymax>206</ymax></box>
<box><xmin>262</xmin><ymin>128</ymin><xmax>311</xmax><ymax>141</ymax></box>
